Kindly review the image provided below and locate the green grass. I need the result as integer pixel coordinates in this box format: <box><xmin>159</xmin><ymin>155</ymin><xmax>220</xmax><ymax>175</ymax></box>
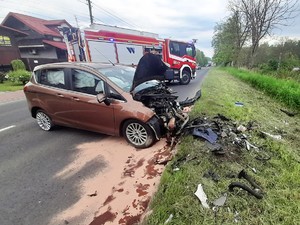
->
<box><xmin>144</xmin><ymin>68</ymin><xmax>300</xmax><ymax>225</ymax></box>
<box><xmin>0</xmin><ymin>80</ymin><xmax>24</xmax><ymax>91</ymax></box>
<box><xmin>223</xmin><ymin>67</ymin><xmax>300</xmax><ymax>110</ymax></box>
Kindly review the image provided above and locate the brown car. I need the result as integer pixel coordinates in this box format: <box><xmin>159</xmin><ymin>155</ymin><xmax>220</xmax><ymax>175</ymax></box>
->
<box><xmin>24</xmin><ymin>62</ymin><xmax>191</xmax><ymax>148</ymax></box>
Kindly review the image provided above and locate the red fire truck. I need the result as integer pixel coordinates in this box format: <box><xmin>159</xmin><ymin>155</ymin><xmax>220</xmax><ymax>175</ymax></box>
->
<box><xmin>68</xmin><ymin>24</ymin><xmax>197</xmax><ymax>85</ymax></box>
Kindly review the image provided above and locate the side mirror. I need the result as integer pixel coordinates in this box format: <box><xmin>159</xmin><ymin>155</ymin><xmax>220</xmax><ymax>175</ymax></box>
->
<box><xmin>97</xmin><ymin>93</ymin><xmax>111</xmax><ymax>106</ymax></box>
<box><xmin>96</xmin><ymin>93</ymin><xmax>106</xmax><ymax>103</ymax></box>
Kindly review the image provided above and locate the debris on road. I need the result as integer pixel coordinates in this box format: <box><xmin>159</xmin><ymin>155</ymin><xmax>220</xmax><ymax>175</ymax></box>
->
<box><xmin>87</xmin><ymin>191</ymin><xmax>98</xmax><ymax>197</ymax></box>
<box><xmin>194</xmin><ymin>184</ymin><xmax>210</xmax><ymax>208</ymax></box>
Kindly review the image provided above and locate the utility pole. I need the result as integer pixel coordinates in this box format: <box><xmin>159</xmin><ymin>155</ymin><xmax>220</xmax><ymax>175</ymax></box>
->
<box><xmin>74</xmin><ymin>15</ymin><xmax>79</xmax><ymax>27</ymax></box>
<box><xmin>87</xmin><ymin>0</ymin><xmax>94</xmax><ymax>25</ymax></box>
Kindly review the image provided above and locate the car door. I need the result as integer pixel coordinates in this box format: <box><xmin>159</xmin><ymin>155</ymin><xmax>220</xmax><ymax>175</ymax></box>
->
<box><xmin>36</xmin><ymin>67</ymin><xmax>77</xmax><ymax>126</ymax></box>
<box><xmin>67</xmin><ymin>68</ymin><xmax>115</xmax><ymax>135</ymax></box>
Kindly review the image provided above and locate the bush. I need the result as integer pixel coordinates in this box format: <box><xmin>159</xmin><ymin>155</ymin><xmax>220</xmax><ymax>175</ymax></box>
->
<box><xmin>11</xmin><ymin>59</ymin><xmax>26</xmax><ymax>71</ymax></box>
<box><xmin>7</xmin><ymin>70</ymin><xmax>31</xmax><ymax>84</ymax></box>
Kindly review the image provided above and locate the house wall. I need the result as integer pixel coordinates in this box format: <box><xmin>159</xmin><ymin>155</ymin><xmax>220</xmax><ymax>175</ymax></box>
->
<box><xmin>0</xmin><ymin>28</ymin><xmax>21</xmax><ymax>66</ymax></box>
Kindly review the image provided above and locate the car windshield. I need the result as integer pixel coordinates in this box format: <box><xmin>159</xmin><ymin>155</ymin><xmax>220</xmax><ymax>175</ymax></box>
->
<box><xmin>97</xmin><ymin>66</ymin><xmax>134</xmax><ymax>92</ymax></box>
<box><xmin>97</xmin><ymin>66</ymin><xmax>161</xmax><ymax>92</ymax></box>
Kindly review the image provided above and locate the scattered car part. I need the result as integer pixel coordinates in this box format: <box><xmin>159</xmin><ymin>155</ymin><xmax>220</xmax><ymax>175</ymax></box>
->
<box><xmin>237</xmin><ymin>125</ymin><xmax>247</xmax><ymax>132</ymax></box>
<box><xmin>179</xmin><ymin>90</ymin><xmax>201</xmax><ymax>107</ymax></box>
<box><xmin>245</xmin><ymin>140</ymin><xmax>259</xmax><ymax>151</ymax></box>
<box><xmin>238</xmin><ymin>170</ymin><xmax>261</xmax><ymax>190</ymax></box>
<box><xmin>203</xmin><ymin>170</ymin><xmax>220</xmax><ymax>182</ymax></box>
<box><xmin>234</xmin><ymin>102</ymin><xmax>244</xmax><ymax>107</ymax></box>
<box><xmin>164</xmin><ymin>214</ymin><xmax>174</xmax><ymax>224</ymax></box>
<box><xmin>260</xmin><ymin>131</ymin><xmax>282</xmax><ymax>140</ymax></box>
<box><xmin>192</xmin><ymin>128</ymin><xmax>218</xmax><ymax>144</ymax></box>
<box><xmin>280</xmin><ymin>109</ymin><xmax>298</xmax><ymax>117</ymax></box>
<box><xmin>213</xmin><ymin>193</ymin><xmax>227</xmax><ymax>207</ymax></box>
<box><xmin>87</xmin><ymin>191</ymin><xmax>97</xmax><ymax>197</ymax></box>
<box><xmin>228</xmin><ymin>182</ymin><xmax>263</xmax><ymax>199</ymax></box>
<box><xmin>229</xmin><ymin>169</ymin><xmax>263</xmax><ymax>199</ymax></box>
<box><xmin>194</xmin><ymin>184</ymin><xmax>210</xmax><ymax>208</ymax></box>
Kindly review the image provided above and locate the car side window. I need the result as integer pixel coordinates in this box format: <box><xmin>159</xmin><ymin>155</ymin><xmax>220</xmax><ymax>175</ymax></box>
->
<box><xmin>107</xmin><ymin>85</ymin><xmax>125</xmax><ymax>101</ymax></box>
<box><xmin>38</xmin><ymin>69</ymin><xmax>66</xmax><ymax>89</ymax></box>
<box><xmin>72</xmin><ymin>69</ymin><xmax>104</xmax><ymax>95</ymax></box>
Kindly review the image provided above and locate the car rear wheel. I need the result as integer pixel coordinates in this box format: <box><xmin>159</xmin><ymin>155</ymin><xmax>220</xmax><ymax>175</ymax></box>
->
<box><xmin>122</xmin><ymin>119</ymin><xmax>155</xmax><ymax>148</ymax></box>
<box><xmin>180</xmin><ymin>70</ymin><xmax>191</xmax><ymax>85</ymax></box>
<box><xmin>36</xmin><ymin>110</ymin><xmax>53</xmax><ymax>131</ymax></box>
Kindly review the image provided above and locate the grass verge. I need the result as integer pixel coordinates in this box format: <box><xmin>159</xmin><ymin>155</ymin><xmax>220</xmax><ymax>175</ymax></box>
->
<box><xmin>0</xmin><ymin>81</ymin><xmax>24</xmax><ymax>92</ymax></box>
<box><xmin>223</xmin><ymin>67</ymin><xmax>300</xmax><ymax>110</ymax></box>
<box><xmin>144</xmin><ymin>68</ymin><xmax>300</xmax><ymax>225</ymax></box>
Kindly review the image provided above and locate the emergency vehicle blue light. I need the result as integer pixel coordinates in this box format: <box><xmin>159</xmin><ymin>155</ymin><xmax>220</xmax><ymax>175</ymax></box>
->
<box><xmin>109</xmin><ymin>38</ymin><xmax>114</xmax><ymax>42</ymax></box>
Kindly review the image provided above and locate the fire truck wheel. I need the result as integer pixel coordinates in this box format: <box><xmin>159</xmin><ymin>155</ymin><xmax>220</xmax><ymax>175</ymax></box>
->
<box><xmin>180</xmin><ymin>70</ymin><xmax>191</xmax><ymax>85</ymax></box>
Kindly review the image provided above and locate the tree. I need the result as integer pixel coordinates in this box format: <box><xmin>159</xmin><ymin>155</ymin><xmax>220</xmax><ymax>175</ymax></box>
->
<box><xmin>195</xmin><ymin>49</ymin><xmax>208</xmax><ymax>66</ymax></box>
<box><xmin>229</xmin><ymin>0</ymin><xmax>298</xmax><ymax>67</ymax></box>
<box><xmin>212</xmin><ymin>11</ymin><xmax>249</xmax><ymax>66</ymax></box>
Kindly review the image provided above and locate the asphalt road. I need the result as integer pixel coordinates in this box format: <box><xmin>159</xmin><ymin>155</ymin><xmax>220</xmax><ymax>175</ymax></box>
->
<box><xmin>167</xmin><ymin>67</ymin><xmax>209</xmax><ymax>101</ymax></box>
<box><xmin>0</xmin><ymin>101</ymin><xmax>107</xmax><ymax>225</ymax></box>
<box><xmin>0</xmin><ymin>67</ymin><xmax>209</xmax><ymax>225</ymax></box>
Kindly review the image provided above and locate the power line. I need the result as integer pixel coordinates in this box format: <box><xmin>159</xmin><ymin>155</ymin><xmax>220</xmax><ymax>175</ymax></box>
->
<box><xmin>92</xmin><ymin>2</ymin><xmax>138</xmax><ymax>28</ymax></box>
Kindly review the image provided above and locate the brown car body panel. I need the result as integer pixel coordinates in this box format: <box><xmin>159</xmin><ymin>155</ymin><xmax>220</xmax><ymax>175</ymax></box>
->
<box><xmin>24</xmin><ymin>62</ymin><xmax>157</xmax><ymax>137</ymax></box>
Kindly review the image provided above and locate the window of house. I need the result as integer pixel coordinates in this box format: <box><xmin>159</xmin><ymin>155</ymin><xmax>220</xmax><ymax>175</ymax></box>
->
<box><xmin>0</xmin><ymin>36</ymin><xmax>12</xmax><ymax>46</ymax></box>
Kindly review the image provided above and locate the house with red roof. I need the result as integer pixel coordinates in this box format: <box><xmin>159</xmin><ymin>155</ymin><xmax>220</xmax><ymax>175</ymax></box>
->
<box><xmin>1</xmin><ymin>12</ymin><xmax>73</xmax><ymax>70</ymax></box>
<box><xmin>0</xmin><ymin>24</ymin><xmax>27</xmax><ymax>72</ymax></box>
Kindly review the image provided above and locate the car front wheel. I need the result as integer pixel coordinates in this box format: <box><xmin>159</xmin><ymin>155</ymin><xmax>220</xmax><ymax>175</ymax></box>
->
<box><xmin>122</xmin><ymin>119</ymin><xmax>155</xmax><ymax>148</ymax></box>
<box><xmin>36</xmin><ymin>110</ymin><xmax>53</xmax><ymax>131</ymax></box>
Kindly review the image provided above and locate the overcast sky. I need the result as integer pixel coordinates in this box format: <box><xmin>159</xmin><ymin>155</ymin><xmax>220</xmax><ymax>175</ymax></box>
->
<box><xmin>1</xmin><ymin>0</ymin><xmax>300</xmax><ymax>58</ymax></box>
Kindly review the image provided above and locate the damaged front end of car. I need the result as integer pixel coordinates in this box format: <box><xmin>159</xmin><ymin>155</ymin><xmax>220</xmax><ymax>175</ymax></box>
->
<box><xmin>132</xmin><ymin>81</ymin><xmax>198</xmax><ymax>140</ymax></box>
<box><xmin>130</xmin><ymin>53</ymin><xmax>201</xmax><ymax>142</ymax></box>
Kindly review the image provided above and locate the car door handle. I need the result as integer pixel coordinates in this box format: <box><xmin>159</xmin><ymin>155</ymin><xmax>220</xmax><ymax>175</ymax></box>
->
<box><xmin>72</xmin><ymin>97</ymin><xmax>80</xmax><ymax>101</ymax></box>
<box><xmin>57</xmin><ymin>93</ymin><xmax>64</xmax><ymax>98</ymax></box>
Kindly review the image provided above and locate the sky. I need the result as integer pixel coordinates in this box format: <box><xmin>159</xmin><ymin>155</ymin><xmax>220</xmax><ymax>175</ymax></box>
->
<box><xmin>1</xmin><ymin>0</ymin><xmax>300</xmax><ymax>58</ymax></box>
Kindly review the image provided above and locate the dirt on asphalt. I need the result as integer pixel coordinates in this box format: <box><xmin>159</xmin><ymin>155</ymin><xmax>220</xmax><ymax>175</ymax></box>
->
<box><xmin>49</xmin><ymin>137</ymin><xmax>173</xmax><ymax>225</ymax></box>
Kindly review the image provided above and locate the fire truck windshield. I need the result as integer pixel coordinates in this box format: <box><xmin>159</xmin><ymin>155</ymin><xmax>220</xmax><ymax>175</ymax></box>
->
<box><xmin>169</xmin><ymin>41</ymin><xmax>196</xmax><ymax>58</ymax></box>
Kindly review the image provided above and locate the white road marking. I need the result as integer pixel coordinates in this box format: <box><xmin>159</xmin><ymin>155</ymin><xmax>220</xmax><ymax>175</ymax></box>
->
<box><xmin>0</xmin><ymin>125</ymin><xmax>16</xmax><ymax>132</ymax></box>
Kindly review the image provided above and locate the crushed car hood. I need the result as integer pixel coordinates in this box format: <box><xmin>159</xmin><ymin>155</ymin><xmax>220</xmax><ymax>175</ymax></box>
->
<box><xmin>130</xmin><ymin>53</ymin><xmax>169</xmax><ymax>92</ymax></box>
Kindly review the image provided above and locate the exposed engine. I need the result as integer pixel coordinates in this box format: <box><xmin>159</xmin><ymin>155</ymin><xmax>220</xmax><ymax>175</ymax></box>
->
<box><xmin>133</xmin><ymin>82</ymin><xmax>189</xmax><ymax>137</ymax></box>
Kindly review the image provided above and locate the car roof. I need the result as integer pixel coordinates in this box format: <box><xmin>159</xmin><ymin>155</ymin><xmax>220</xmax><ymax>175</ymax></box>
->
<box><xmin>33</xmin><ymin>62</ymin><xmax>123</xmax><ymax>71</ymax></box>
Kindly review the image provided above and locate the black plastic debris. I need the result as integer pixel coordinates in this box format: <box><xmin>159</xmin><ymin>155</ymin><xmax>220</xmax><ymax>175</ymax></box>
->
<box><xmin>179</xmin><ymin>90</ymin><xmax>202</xmax><ymax>107</ymax></box>
<box><xmin>235</xmin><ymin>102</ymin><xmax>244</xmax><ymax>107</ymax></box>
<box><xmin>280</xmin><ymin>109</ymin><xmax>298</xmax><ymax>117</ymax></box>
<box><xmin>193</xmin><ymin>128</ymin><xmax>218</xmax><ymax>144</ymax></box>
<box><xmin>203</xmin><ymin>170</ymin><xmax>220</xmax><ymax>182</ymax></box>
<box><xmin>228</xmin><ymin>169</ymin><xmax>263</xmax><ymax>199</ymax></box>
